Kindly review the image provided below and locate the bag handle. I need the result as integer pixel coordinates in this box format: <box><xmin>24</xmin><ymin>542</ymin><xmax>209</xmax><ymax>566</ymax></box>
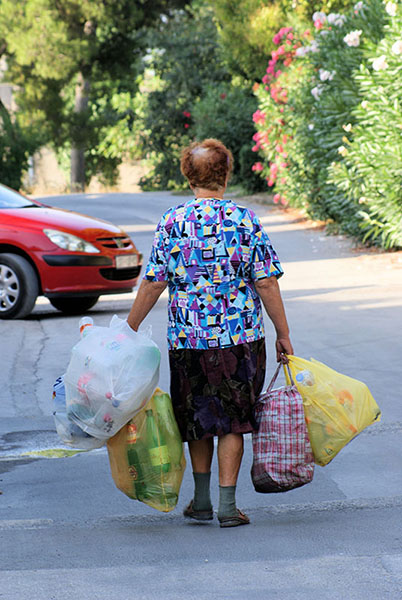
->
<box><xmin>265</xmin><ymin>358</ymin><xmax>295</xmax><ymax>394</ymax></box>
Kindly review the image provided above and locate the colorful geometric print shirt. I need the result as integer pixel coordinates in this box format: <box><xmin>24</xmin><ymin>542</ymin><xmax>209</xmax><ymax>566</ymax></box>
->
<box><xmin>144</xmin><ymin>197</ymin><xmax>283</xmax><ymax>350</ymax></box>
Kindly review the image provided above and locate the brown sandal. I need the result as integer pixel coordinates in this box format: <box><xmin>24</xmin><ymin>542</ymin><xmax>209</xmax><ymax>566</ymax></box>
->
<box><xmin>218</xmin><ymin>509</ymin><xmax>250</xmax><ymax>528</ymax></box>
<box><xmin>183</xmin><ymin>499</ymin><xmax>213</xmax><ymax>521</ymax></box>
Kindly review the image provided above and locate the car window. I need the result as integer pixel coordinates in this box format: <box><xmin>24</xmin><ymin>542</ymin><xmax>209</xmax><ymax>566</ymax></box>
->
<box><xmin>0</xmin><ymin>185</ymin><xmax>37</xmax><ymax>208</ymax></box>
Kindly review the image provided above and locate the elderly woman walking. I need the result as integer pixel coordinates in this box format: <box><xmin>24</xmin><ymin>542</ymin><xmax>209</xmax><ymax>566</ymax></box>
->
<box><xmin>127</xmin><ymin>138</ymin><xmax>293</xmax><ymax>527</ymax></box>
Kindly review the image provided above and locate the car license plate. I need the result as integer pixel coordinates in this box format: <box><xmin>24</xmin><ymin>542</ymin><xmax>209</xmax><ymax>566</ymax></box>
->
<box><xmin>115</xmin><ymin>255</ymin><xmax>138</xmax><ymax>269</ymax></box>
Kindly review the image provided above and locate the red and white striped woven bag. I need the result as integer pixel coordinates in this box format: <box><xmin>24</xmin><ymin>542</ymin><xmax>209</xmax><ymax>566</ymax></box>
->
<box><xmin>251</xmin><ymin>361</ymin><xmax>314</xmax><ymax>493</ymax></box>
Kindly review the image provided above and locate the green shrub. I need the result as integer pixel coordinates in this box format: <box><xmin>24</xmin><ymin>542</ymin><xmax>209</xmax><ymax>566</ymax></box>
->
<box><xmin>252</xmin><ymin>0</ymin><xmax>402</xmax><ymax>248</ymax></box>
<box><xmin>192</xmin><ymin>83</ymin><xmax>265</xmax><ymax>192</ymax></box>
<box><xmin>139</xmin><ymin>9</ymin><xmax>230</xmax><ymax>191</ymax></box>
<box><xmin>286</xmin><ymin>0</ymin><xmax>386</xmax><ymax>230</ymax></box>
<box><xmin>328</xmin><ymin>6</ymin><xmax>402</xmax><ymax>248</ymax></box>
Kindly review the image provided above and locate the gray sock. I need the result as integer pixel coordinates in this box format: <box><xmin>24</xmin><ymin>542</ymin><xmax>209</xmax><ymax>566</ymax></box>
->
<box><xmin>193</xmin><ymin>472</ymin><xmax>212</xmax><ymax>511</ymax></box>
<box><xmin>218</xmin><ymin>485</ymin><xmax>237</xmax><ymax>518</ymax></box>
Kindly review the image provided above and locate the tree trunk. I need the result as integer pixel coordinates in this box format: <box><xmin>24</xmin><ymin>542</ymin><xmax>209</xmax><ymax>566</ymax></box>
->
<box><xmin>70</xmin><ymin>71</ymin><xmax>90</xmax><ymax>192</ymax></box>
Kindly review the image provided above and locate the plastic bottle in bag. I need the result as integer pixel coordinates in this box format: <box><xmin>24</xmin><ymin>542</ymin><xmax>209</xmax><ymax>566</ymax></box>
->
<box><xmin>295</xmin><ymin>370</ymin><xmax>315</xmax><ymax>387</ymax></box>
<box><xmin>79</xmin><ymin>316</ymin><xmax>94</xmax><ymax>337</ymax></box>
<box><xmin>153</xmin><ymin>393</ymin><xmax>183</xmax><ymax>468</ymax></box>
<box><xmin>146</xmin><ymin>409</ymin><xmax>171</xmax><ymax>474</ymax></box>
<box><xmin>126</xmin><ymin>422</ymin><xmax>150</xmax><ymax>501</ymax></box>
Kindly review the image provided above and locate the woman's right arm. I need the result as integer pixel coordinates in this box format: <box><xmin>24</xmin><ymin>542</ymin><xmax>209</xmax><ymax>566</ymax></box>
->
<box><xmin>127</xmin><ymin>279</ymin><xmax>168</xmax><ymax>332</ymax></box>
<box><xmin>254</xmin><ymin>276</ymin><xmax>294</xmax><ymax>361</ymax></box>
<box><xmin>127</xmin><ymin>210</ymin><xmax>170</xmax><ymax>332</ymax></box>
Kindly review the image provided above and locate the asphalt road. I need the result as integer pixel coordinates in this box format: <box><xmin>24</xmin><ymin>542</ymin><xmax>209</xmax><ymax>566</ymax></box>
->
<box><xmin>1</xmin><ymin>191</ymin><xmax>401</xmax><ymax>599</ymax></box>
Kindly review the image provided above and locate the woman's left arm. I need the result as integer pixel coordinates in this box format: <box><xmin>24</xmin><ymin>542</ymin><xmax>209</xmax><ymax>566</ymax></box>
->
<box><xmin>127</xmin><ymin>279</ymin><xmax>168</xmax><ymax>332</ymax></box>
<box><xmin>254</xmin><ymin>275</ymin><xmax>294</xmax><ymax>361</ymax></box>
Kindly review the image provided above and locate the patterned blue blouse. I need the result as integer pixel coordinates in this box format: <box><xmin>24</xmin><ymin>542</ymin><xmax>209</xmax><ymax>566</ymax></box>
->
<box><xmin>144</xmin><ymin>197</ymin><xmax>283</xmax><ymax>350</ymax></box>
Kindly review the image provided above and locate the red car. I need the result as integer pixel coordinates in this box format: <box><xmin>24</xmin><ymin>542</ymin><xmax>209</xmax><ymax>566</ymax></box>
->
<box><xmin>0</xmin><ymin>184</ymin><xmax>142</xmax><ymax>319</ymax></box>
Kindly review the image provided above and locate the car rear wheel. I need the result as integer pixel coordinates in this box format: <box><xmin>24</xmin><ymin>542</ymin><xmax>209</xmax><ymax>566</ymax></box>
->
<box><xmin>0</xmin><ymin>253</ymin><xmax>39</xmax><ymax>319</ymax></box>
<box><xmin>49</xmin><ymin>296</ymin><xmax>100</xmax><ymax>314</ymax></box>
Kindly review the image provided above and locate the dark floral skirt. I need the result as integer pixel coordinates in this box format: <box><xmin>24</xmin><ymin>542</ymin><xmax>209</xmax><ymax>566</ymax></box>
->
<box><xmin>169</xmin><ymin>338</ymin><xmax>266</xmax><ymax>441</ymax></box>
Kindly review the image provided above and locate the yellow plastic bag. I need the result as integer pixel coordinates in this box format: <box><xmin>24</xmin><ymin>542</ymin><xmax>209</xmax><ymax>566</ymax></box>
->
<box><xmin>107</xmin><ymin>388</ymin><xmax>186</xmax><ymax>512</ymax></box>
<box><xmin>285</xmin><ymin>356</ymin><xmax>381</xmax><ymax>466</ymax></box>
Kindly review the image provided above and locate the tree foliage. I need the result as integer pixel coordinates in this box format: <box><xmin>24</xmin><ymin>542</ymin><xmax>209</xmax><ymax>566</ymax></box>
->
<box><xmin>139</xmin><ymin>8</ymin><xmax>231</xmax><ymax>190</ymax></box>
<box><xmin>0</xmin><ymin>0</ymin><xmax>187</xmax><ymax>189</ymax></box>
<box><xmin>0</xmin><ymin>100</ymin><xmax>34</xmax><ymax>190</ymax></box>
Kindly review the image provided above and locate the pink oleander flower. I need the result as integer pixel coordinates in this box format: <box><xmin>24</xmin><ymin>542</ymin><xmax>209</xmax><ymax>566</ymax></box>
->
<box><xmin>184</xmin><ymin>123</ymin><xmax>190</xmax><ymax>129</ymax></box>
<box><xmin>262</xmin><ymin>74</ymin><xmax>269</xmax><ymax>84</ymax></box>
<box><xmin>182</xmin><ymin>111</ymin><xmax>191</xmax><ymax>118</ymax></box>
<box><xmin>273</xmin><ymin>193</ymin><xmax>281</xmax><ymax>203</ymax></box>
<box><xmin>252</xmin><ymin>162</ymin><xmax>264</xmax><ymax>172</ymax></box>
<box><xmin>252</xmin><ymin>109</ymin><xmax>266</xmax><ymax>124</ymax></box>
<box><xmin>273</xmin><ymin>27</ymin><xmax>293</xmax><ymax>45</ymax></box>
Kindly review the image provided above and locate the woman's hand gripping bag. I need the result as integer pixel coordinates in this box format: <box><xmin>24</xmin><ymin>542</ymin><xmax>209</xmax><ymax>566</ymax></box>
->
<box><xmin>106</xmin><ymin>388</ymin><xmax>186</xmax><ymax>512</ymax></box>
<box><xmin>285</xmin><ymin>356</ymin><xmax>381</xmax><ymax>466</ymax></box>
<box><xmin>64</xmin><ymin>316</ymin><xmax>161</xmax><ymax>442</ymax></box>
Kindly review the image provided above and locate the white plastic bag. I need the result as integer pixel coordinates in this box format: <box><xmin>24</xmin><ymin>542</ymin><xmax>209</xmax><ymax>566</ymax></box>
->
<box><xmin>64</xmin><ymin>315</ymin><xmax>161</xmax><ymax>441</ymax></box>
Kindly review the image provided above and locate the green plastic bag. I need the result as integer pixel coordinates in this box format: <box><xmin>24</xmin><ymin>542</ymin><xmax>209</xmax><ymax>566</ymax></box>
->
<box><xmin>285</xmin><ymin>356</ymin><xmax>381</xmax><ymax>466</ymax></box>
<box><xmin>107</xmin><ymin>388</ymin><xmax>186</xmax><ymax>512</ymax></box>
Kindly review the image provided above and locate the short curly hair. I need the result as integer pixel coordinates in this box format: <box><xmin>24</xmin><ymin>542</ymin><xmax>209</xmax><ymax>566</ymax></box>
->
<box><xmin>180</xmin><ymin>138</ymin><xmax>233</xmax><ymax>191</ymax></box>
